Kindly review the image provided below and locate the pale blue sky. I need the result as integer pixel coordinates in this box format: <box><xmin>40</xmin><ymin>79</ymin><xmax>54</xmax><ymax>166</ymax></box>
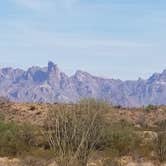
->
<box><xmin>0</xmin><ymin>0</ymin><xmax>166</xmax><ymax>80</ymax></box>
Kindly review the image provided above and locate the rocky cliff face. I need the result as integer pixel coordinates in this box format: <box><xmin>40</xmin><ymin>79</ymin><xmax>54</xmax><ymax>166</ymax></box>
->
<box><xmin>0</xmin><ymin>62</ymin><xmax>166</xmax><ymax>107</ymax></box>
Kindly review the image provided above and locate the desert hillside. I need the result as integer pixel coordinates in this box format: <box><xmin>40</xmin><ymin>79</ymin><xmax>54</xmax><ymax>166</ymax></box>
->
<box><xmin>0</xmin><ymin>100</ymin><xmax>166</xmax><ymax>127</ymax></box>
<box><xmin>0</xmin><ymin>99</ymin><xmax>165</xmax><ymax>166</ymax></box>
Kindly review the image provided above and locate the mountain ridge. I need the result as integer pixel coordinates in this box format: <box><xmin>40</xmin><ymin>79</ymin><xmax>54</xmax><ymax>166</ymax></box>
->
<box><xmin>0</xmin><ymin>61</ymin><xmax>166</xmax><ymax>107</ymax></box>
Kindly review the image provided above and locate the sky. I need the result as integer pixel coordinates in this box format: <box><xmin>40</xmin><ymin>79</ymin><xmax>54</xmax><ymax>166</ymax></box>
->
<box><xmin>0</xmin><ymin>0</ymin><xmax>166</xmax><ymax>80</ymax></box>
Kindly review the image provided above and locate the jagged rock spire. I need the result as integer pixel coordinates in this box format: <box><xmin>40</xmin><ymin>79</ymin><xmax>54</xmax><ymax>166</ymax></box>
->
<box><xmin>48</xmin><ymin>61</ymin><xmax>58</xmax><ymax>72</ymax></box>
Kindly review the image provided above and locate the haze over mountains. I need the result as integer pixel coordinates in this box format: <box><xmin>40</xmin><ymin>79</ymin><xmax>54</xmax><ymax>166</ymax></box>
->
<box><xmin>0</xmin><ymin>61</ymin><xmax>166</xmax><ymax>107</ymax></box>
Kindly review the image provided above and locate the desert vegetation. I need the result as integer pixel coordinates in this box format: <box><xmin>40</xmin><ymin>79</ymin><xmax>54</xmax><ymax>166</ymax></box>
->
<box><xmin>0</xmin><ymin>99</ymin><xmax>165</xmax><ymax>166</ymax></box>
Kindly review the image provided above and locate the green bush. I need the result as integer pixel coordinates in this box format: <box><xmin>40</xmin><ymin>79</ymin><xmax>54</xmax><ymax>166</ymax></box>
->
<box><xmin>101</xmin><ymin>120</ymin><xmax>141</xmax><ymax>157</ymax></box>
<box><xmin>0</xmin><ymin>112</ymin><xmax>5</xmax><ymax>121</ymax></box>
<box><xmin>103</xmin><ymin>158</ymin><xmax>119</xmax><ymax>166</ymax></box>
<box><xmin>154</xmin><ymin>132</ymin><xmax>166</xmax><ymax>162</ymax></box>
<box><xmin>156</xmin><ymin>120</ymin><xmax>166</xmax><ymax>131</ymax></box>
<box><xmin>145</xmin><ymin>105</ymin><xmax>157</xmax><ymax>112</ymax></box>
<box><xmin>0</xmin><ymin>121</ymin><xmax>37</xmax><ymax>156</ymax></box>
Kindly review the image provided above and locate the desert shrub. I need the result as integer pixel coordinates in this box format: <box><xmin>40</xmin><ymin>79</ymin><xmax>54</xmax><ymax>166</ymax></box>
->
<box><xmin>101</xmin><ymin>120</ymin><xmax>141</xmax><ymax>157</ymax></box>
<box><xmin>0</xmin><ymin>121</ymin><xmax>24</xmax><ymax>156</ymax></box>
<box><xmin>138</xmin><ymin>140</ymin><xmax>154</xmax><ymax>159</ymax></box>
<box><xmin>78</xmin><ymin>98</ymin><xmax>110</xmax><ymax>113</ymax></box>
<box><xmin>0</xmin><ymin>112</ymin><xmax>5</xmax><ymax>121</ymax></box>
<box><xmin>25</xmin><ymin>148</ymin><xmax>55</xmax><ymax>160</ymax></box>
<box><xmin>103</xmin><ymin>158</ymin><xmax>119</xmax><ymax>166</ymax></box>
<box><xmin>21</xmin><ymin>156</ymin><xmax>49</xmax><ymax>166</ymax></box>
<box><xmin>0</xmin><ymin>121</ymin><xmax>37</xmax><ymax>156</ymax></box>
<box><xmin>18</xmin><ymin>123</ymin><xmax>37</xmax><ymax>147</ymax></box>
<box><xmin>154</xmin><ymin>132</ymin><xmax>166</xmax><ymax>162</ymax></box>
<box><xmin>145</xmin><ymin>105</ymin><xmax>157</xmax><ymax>112</ymax></box>
<box><xmin>135</xmin><ymin>113</ymin><xmax>148</xmax><ymax>129</ymax></box>
<box><xmin>153</xmin><ymin>120</ymin><xmax>166</xmax><ymax>162</ymax></box>
<box><xmin>156</xmin><ymin>119</ymin><xmax>166</xmax><ymax>131</ymax></box>
<box><xmin>30</xmin><ymin>105</ymin><xmax>36</xmax><ymax>111</ymax></box>
<box><xmin>113</xmin><ymin>105</ymin><xmax>122</xmax><ymax>109</ymax></box>
<box><xmin>44</xmin><ymin>99</ymin><xmax>108</xmax><ymax>166</ymax></box>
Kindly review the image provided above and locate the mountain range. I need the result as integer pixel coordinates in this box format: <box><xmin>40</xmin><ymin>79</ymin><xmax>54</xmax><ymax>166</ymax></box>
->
<box><xmin>0</xmin><ymin>61</ymin><xmax>166</xmax><ymax>107</ymax></box>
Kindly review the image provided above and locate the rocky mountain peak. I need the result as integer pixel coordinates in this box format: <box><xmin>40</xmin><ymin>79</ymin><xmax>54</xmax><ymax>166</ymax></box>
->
<box><xmin>148</xmin><ymin>69</ymin><xmax>166</xmax><ymax>83</ymax></box>
<box><xmin>48</xmin><ymin>61</ymin><xmax>59</xmax><ymax>73</ymax></box>
<box><xmin>148</xmin><ymin>73</ymin><xmax>160</xmax><ymax>83</ymax></box>
<box><xmin>0</xmin><ymin>63</ymin><xmax>166</xmax><ymax>107</ymax></box>
<box><xmin>74</xmin><ymin>70</ymin><xmax>93</xmax><ymax>79</ymax></box>
<box><xmin>47</xmin><ymin>61</ymin><xmax>61</xmax><ymax>86</ymax></box>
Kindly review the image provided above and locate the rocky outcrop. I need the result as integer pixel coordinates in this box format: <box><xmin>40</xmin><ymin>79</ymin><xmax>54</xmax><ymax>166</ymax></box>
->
<box><xmin>0</xmin><ymin>62</ymin><xmax>166</xmax><ymax>107</ymax></box>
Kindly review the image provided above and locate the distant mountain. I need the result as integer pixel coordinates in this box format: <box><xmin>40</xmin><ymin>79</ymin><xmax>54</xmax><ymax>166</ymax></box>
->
<box><xmin>0</xmin><ymin>61</ymin><xmax>166</xmax><ymax>107</ymax></box>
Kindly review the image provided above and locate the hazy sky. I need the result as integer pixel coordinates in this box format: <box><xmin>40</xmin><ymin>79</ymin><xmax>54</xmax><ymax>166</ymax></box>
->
<box><xmin>0</xmin><ymin>0</ymin><xmax>166</xmax><ymax>80</ymax></box>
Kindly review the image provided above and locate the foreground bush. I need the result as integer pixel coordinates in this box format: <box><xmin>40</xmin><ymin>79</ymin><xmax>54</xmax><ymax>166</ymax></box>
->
<box><xmin>154</xmin><ymin>119</ymin><xmax>166</xmax><ymax>162</ymax></box>
<box><xmin>102</xmin><ymin>120</ymin><xmax>141</xmax><ymax>157</ymax></box>
<box><xmin>44</xmin><ymin>99</ymin><xmax>108</xmax><ymax>166</ymax></box>
<box><xmin>154</xmin><ymin>132</ymin><xmax>166</xmax><ymax>162</ymax></box>
<box><xmin>0</xmin><ymin>121</ymin><xmax>37</xmax><ymax>156</ymax></box>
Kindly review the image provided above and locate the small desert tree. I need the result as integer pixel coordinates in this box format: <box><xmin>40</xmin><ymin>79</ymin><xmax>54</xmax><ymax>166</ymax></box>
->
<box><xmin>44</xmin><ymin>99</ymin><xmax>108</xmax><ymax>166</ymax></box>
<box><xmin>154</xmin><ymin>120</ymin><xmax>166</xmax><ymax>162</ymax></box>
<box><xmin>154</xmin><ymin>132</ymin><xmax>166</xmax><ymax>162</ymax></box>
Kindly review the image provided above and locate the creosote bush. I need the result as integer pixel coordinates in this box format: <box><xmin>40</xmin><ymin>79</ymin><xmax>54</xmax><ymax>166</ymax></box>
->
<box><xmin>145</xmin><ymin>105</ymin><xmax>158</xmax><ymax>112</ymax></box>
<box><xmin>154</xmin><ymin>132</ymin><xmax>166</xmax><ymax>162</ymax></box>
<box><xmin>157</xmin><ymin>119</ymin><xmax>166</xmax><ymax>131</ymax></box>
<box><xmin>0</xmin><ymin>121</ymin><xmax>37</xmax><ymax>156</ymax></box>
<box><xmin>154</xmin><ymin>120</ymin><xmax>166</xmax><ymax>162</ymax></box>
<box><xmin>44</xmin><ymin>99</ymin><xmax>108</xmax><ymax>166</ymax></box>
<box><xmin>102</xmin><ymin>120</ymin><xmax>141</xmax><ymax>157</ymax></box>
<box><xmin>0</xmin><ymin>112</ymin><xmax>5</xmax><ymax>121</ymax></box>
